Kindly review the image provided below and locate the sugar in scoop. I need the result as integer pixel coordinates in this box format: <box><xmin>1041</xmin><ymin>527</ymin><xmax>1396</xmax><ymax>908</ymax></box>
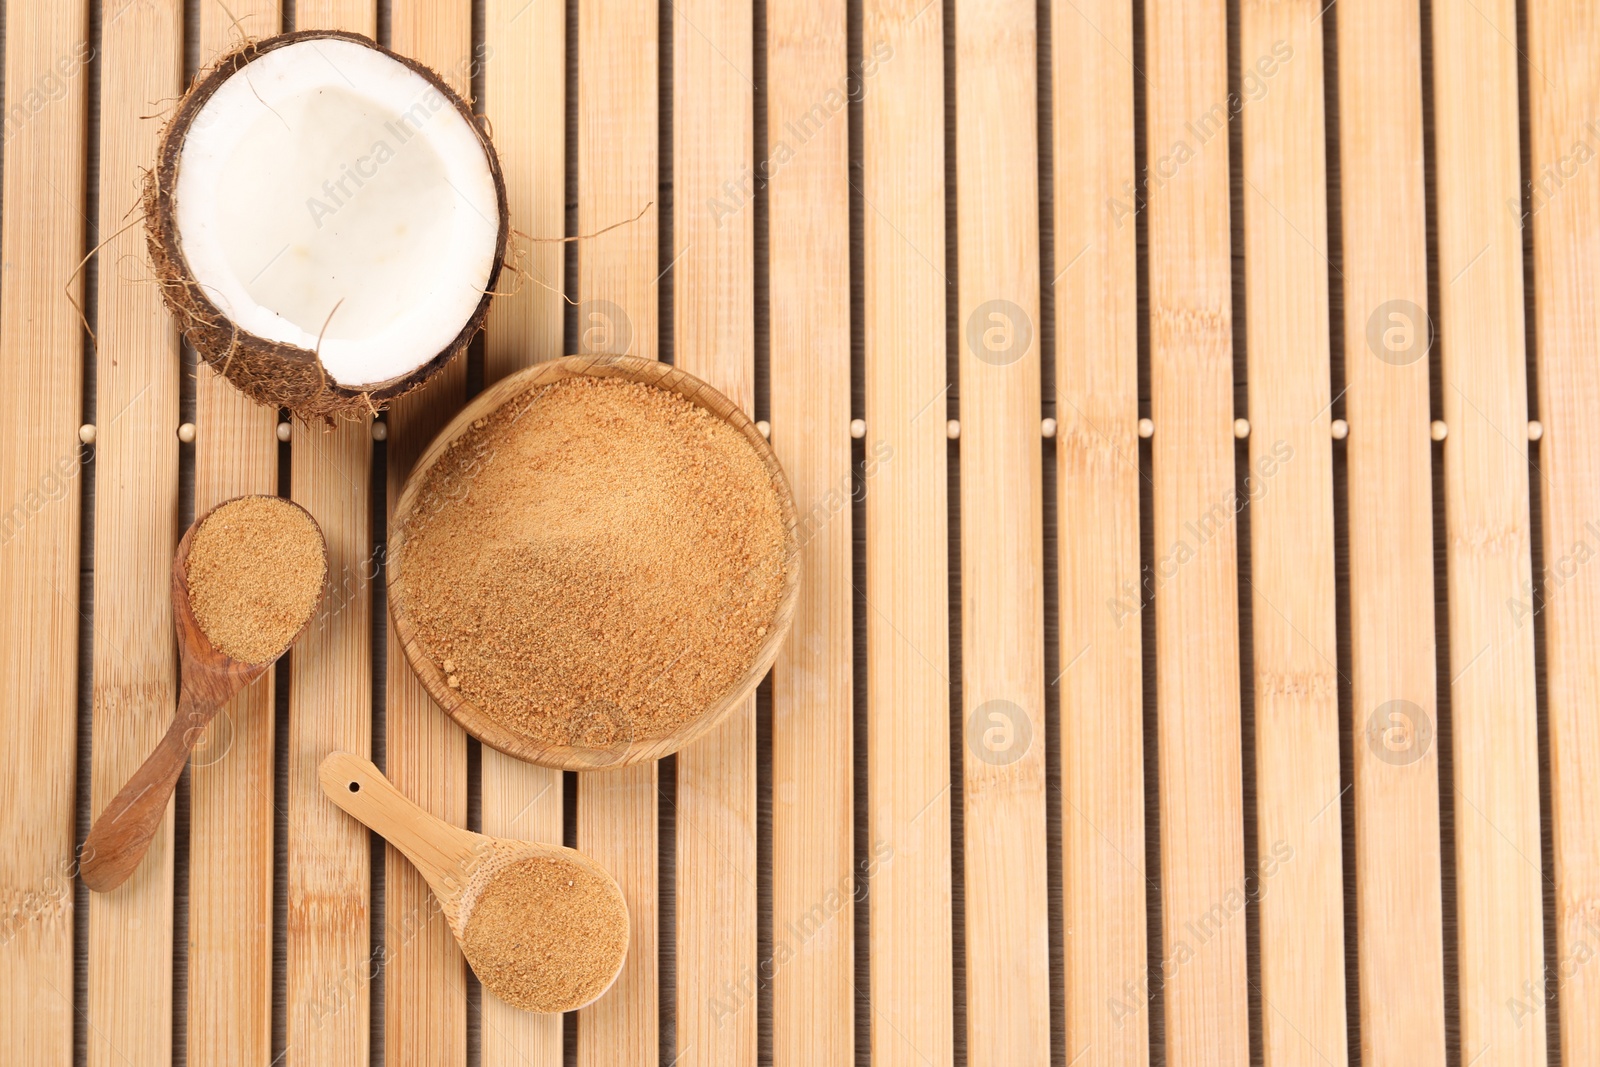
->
<box><xmin>185</xmin><ymin>495</ymin><xmax>327</xmax><ymax>663</ymax></box>
<box><xmin>461</xmin><ymin>854</ymin><xmax>631</xmax><ymax>1013</ymax></box>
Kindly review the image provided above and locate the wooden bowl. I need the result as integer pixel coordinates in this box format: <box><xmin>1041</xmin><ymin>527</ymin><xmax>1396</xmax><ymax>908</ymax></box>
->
<box><xmin>387</xmin><ymin>354</ymin><xmax>802</xmax><ymax>770</ymax></box>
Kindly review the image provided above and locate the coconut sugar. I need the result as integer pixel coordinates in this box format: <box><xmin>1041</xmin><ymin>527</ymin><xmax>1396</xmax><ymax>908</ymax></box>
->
<box><xmin>399</xmin><ymin>374</ymin><xmax>788</xmax><ymax>748</ymax></box>
<box><xmin>461</xmin><ymin>855</ymin><xmax>629</xmax><ymax>1013</ymax></box>
<box><xmin>186</xmin><ymin>496</ymin><xmax>326</xmax><ymax>663</ymax></box>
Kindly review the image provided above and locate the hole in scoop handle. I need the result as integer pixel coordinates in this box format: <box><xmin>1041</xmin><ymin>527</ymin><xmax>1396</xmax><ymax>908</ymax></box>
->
<box><xmin>318</xmin><ymin>751</ymin><xmax>478</xmax><ymax>899</ymax></box>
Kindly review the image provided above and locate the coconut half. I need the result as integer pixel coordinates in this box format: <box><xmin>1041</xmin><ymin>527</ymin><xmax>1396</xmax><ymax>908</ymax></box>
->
<box><xmin>148</xmin><ymin>31</ymin><xmax>508</xmax><ymax>420</ymax></box>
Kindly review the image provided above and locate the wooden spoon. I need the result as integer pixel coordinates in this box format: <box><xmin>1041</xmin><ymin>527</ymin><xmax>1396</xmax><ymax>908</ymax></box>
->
<box><xmin>318</xmin><ymin>751</ymin><xmax>630</xmax><ymax>1013</ymax></box>
<box><xmin>81</xmin><ymin>495</ymin><xmax>327</xmax><ymax>893</ymax></box>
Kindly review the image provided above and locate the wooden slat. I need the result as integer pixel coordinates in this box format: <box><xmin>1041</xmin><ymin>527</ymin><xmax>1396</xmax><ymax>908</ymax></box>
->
<box><xmin>1143</xmin><ymin>2</ymin><xmax>1249</xmax><ymax>1063</ymax></box>
<box><xmin>576</xmin><ymin>0</ymin><xmax>658</xmax><ymax>362</ymax></box>
<box><xmin>860</xmin><ymin>2</ymin><xmax>954</xmax><ymax>1065</ymax></box>
<box><xmin>281</xmin><ymin>4</ymin><xmax>377</xmax><ymax>1065</ymax></box>
<box><xmin>1527</xmin><ymin>2</ymin><xmax>1600</xmax><ymax>1059</ymax></box>
<box><xmin>766</xmin><ymin>1</ymin><xmax>853</xmax><ymax>1064</ymax></box>
<box><xmin>186</xmin><ymin>5</ymin><xmax>284</xmax><ymax>1062</ymax></box>
<box><xmin>672</xmin><ymin>1</ymin><xmax>756</xmax><ymax>1063</ymax></box>
<box><xmin>572</xmin><ymin>0</ymin><xmax>660</xmax><ymax>1064</ymax></box>
<box><xmin>1334</xmin><ymin>2</ymin><xmax>1448</xmax><ymax>1064</ymax></box>
<box><xmin>285</xmin><ymin>422</ymin><xmax>375</xmax><ymax>1063</ymax></box>
<box><xmin>1050</xmin><ymin>1</ymin><xmax>1148</xmax><ymax>1062</ymax></box>
<box><xmin>384</xmin><ymin>3</ymin><xmax>474</xmax><ymax>1063</ymax></box>
<box><xmin>84</xmin><ymin>1</ymin><xmax>182</xmax><ymax>1064</ymax></box>
<box><xmin>953</xmin><ymin>0</ymin><xmax>1048</xmax><ymax>1061</ymax></box>
<box><xmin>574</xmin><ymin>769</ymin><xmax>656</xmax><ymax>1064</ymax></box>
<box><xmin>1238</xmin><ymin>4</ymin><xmax>1348</xmax><ymax>1063</ymax></box>
<box><xmin>297</xmin><ymin>0</ymin><xmax>373</xmax><ymax>28</ymax></box>
<box><xmin>480</xmin><ymin>0</ymin><xmax>566</xmax><ymax>1060</ymax></box>
<box><xmin>1431</xmin><ymin>3</ymin><xmax>1548</xmax><ymax>1064</ymax></box>
<box><xmin>483</xmin><ymin>11</ymin><xmax>566</xmax><ymax>375</ymax></box>
<box><xmin>0</xmin><ymin>0</ymin><xmax>89</xmax><ymax>1055</ymax></box>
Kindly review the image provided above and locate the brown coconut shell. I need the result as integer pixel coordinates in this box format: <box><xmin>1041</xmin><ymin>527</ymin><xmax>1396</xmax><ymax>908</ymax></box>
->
<box><xmin>145</xmin><ymin>30</ymin><xmax>509</xmax><ymax>422</ymax></box>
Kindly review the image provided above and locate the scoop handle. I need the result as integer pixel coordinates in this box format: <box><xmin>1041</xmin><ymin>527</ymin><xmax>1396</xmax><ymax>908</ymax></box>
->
<box><xmin>318</xmin><ymin>752</ymin><xmax>480</xmax><ymax>907</ymax></box>
<box><xmin>81</xmin><ymin>692</ymin><xmax>219</xmax><ymax>893</ymax></box>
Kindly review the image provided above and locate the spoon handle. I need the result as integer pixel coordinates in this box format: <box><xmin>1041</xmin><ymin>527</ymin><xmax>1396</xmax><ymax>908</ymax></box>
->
<box><xmin>318</xmin><ymin>752</ymin><xmax>479</xmax><ymax>905</ymax></box>
<box><xmin>81</xmin><ymin>697</ymin><xmax>218</xmax><ymax>893</ymax></box>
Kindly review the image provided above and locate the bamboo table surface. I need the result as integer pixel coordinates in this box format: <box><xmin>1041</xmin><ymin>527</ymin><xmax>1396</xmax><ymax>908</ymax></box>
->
<box><xmin>1</xmin><ymin>0</ymin><xmax>1597</xmax><ymax>1065</ymax></box>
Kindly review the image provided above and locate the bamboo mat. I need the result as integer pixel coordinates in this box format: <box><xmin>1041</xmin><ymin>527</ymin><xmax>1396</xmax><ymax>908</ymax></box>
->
<box><xmin>1</xmin><ymin>0</ymin><xmax>1595</xmax><ymax>1065</ymax></box>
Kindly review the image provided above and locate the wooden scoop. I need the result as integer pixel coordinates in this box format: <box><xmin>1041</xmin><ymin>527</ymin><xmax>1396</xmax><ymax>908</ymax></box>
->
<box><xmin>81</xmin><ymin>496</ymin><xmax>327</xmax><ymax>893</ymax></box>
<box><xmin>318</xmin><ymin>751</ymin><xmax>630</xmax><ymax>1013</ymax></box>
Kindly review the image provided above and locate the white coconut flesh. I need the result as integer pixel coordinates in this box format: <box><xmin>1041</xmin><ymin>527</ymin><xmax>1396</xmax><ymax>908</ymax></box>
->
<box><xmin>174</xmin><ymin>38</ymin><xmax>499</xmax><ymax>389</ymax></box>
